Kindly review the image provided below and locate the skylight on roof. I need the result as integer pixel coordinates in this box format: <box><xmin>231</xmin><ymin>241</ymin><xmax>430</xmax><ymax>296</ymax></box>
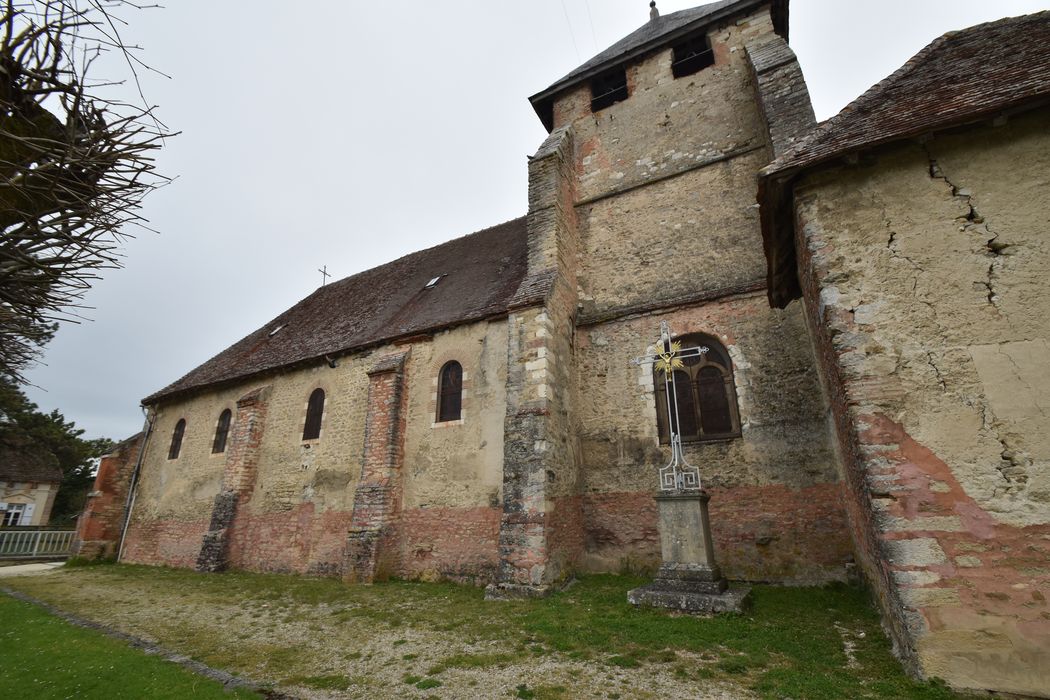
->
<box><xmin>268</xmin><ymin>325</ymin><xmax>284</xmax><ymax>337</ymax></box>
<box><xmin>424</xmin><ymin>275</ymin><xmax>444</xmax><ymax>289</ymax></box>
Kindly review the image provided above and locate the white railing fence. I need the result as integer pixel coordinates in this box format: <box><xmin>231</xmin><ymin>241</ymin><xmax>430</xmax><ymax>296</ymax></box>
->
<box><xmin>0</xmin><ymin>529</ymin><xmax>75</xmax><ymax>559</ymax></box>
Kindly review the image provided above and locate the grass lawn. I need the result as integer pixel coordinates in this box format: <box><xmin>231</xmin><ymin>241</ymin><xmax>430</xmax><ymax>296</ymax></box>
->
<box><xmin>0</xmin><ymin>592</ymin><xmax>260</xmax><ymax>699</ymax></box>
<box><xmin>2</xmin><ymin>563</ymin><xmax>963</xmax><ymax>699</ymax></box>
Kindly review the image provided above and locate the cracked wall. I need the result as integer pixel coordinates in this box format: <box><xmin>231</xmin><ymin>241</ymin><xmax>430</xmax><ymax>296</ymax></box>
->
<box><xmin>794</xmin><ymin>106</ymin><xmax>1050</xmax><ymax>696</ymax></box>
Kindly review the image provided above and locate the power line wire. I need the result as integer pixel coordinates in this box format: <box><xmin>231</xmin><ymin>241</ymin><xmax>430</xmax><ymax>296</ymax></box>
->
<box><xmin>582</xmin><ymin>0</ymin><xmax>599</xmax><ymax>54</ymax></box>
<box><xmin>560</xmin><ymin>0</ymin><xmax>582</xmax><ymax>62</ymax></box>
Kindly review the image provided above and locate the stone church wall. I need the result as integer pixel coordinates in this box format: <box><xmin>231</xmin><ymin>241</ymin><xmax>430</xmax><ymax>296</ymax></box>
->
<box><xmin>543</xmin><ymin>3</ymin><xmax>850</xmax><ymax>584</ymax></box>
<box><xmin>123</xmin><ymin>318</ymin><xmax>512</xmax><ymax>581</ymax></box>
<box><xmin>575</xmin><ymin>296</ymin><xmax>850</xmax><ymax>582</ymax></box>
<box><xmin>399</xmin><ymin>320</ymin><xmax>508</xmax><ymax>581</ymax></box>
<box><xmin>552</xmin><ymin>9</ymin><xmax>773</xmax><ymax>202</ymax></box>
<box><xmin>793</xmin><ymin>106</ymin><xmax>1050</xmax><ymax>695</ymax></box>
<box><xmin>560</xmin><ymin>9</ymin><xmax>774</xmax><ymax>321</ymax></box>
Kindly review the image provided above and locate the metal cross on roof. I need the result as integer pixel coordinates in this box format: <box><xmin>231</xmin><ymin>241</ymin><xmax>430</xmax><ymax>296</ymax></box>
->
<box><xmin>318</xmin><ymin>265</ymin><xmax>331</xmax><ymax>286</ymax></box>
<box><xmin>632</xmin><ymin>321</ymin><xmax>709</xmax><ymax>491</ymax></box>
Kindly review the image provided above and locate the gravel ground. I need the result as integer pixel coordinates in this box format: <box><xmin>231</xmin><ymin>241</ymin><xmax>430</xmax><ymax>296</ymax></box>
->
<box><xmin>2</xmin><ymin>567</ymin><xmax>756</xmax><ymax>700</ymax></box>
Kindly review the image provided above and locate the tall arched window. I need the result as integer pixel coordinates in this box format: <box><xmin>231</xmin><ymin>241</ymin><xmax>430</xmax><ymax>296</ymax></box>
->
<box><xmin>212</xmin><ymin>409</ymin><xmax>232</xmax><ymax>454</ymax></box>
<box><xmin>437</xmin><ymin>361</ymin><xmax>463</xmax><ymax>422</ymax></box>
<box><xmin>168</xmin><ymin>419</ymin><xmax>186</xmax><ymax>460</ymax></box>
<box><xmin>654</xmin><ymin>334</ymin><xmax>741</xmax><ymax>443</ymax></box>
<box><xmin>303</xmin><ymin>388</ymin><xmax>325</xmax><ymax>441</ymax></box>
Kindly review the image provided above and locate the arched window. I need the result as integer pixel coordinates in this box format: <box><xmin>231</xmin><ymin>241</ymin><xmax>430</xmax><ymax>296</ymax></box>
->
<box><xmin>303</xmin><ymin>388</ymin><xmax>325</xmax><ymax>441</ymax></box>
<box><xmin>654</xmin><ymin>334</ymin><xmax>741</xmax><ymax>443</ymax></box>
<box><xmin>212</xmin><ymin>409</ymin><xmax>232</xmax><ymax>454</ymax></box>
<box><xmin>168</xmin><ymin>419</ymin><xmax>186</xmax><ymax>460</ymax></box>
<box><xmin>437</xmin><ymin>361</ymin><xmax>463</xmax><ymax>422</ymax></box>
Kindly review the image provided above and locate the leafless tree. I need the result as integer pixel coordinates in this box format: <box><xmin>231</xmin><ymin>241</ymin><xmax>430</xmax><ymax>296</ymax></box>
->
<box><xmin>0</xmin><ymin>0</ymin><xmax>168</xmax><ymax>383</ymax></box>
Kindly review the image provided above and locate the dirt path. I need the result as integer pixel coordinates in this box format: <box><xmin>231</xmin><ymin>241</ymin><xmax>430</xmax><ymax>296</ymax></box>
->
<box><xmin>2</xmin><ymin>567</ymin><xmax>754</xmax><ymax>699</ymax></box>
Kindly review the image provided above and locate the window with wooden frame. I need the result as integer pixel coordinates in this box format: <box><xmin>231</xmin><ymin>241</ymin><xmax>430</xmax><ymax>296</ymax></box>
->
<box><xmin>671</xmin><ymin>33</ymin><xmax>715</xmax><ymax>78</ymax></box>
<box><xmin>654</xmin><ymin>334</ymin><xmax>741</xmax><ymax>443</ymax></box>
<box><xmin>212</xmin><ymin>408</ymin><xmax>232</xmax><ymax>454</ymax></box>
<box><xmin>302</xmin><ymin>388</ymin><xmax>325</xmax><ymax>441</ymax></box>
<box><xmin>168</xmin><ymin>418</ymin><xmax>186</xmax><ymax>460</ymax></box>
<box><xmin>590</xmin><ymin>66</ymin><xmax>628</xmax><ymax>112</ymax></box>
<box><xmin>436</xmin><ymin>361</ymin><xmax>463</xmax><ymax>423</ymax></box>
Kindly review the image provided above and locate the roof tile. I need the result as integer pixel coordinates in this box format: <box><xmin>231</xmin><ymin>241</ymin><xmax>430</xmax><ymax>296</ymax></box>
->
<box><xmin>145</xmin><ymin>217</ymin><xmax>530</xmax><ymax>404</ymax></box>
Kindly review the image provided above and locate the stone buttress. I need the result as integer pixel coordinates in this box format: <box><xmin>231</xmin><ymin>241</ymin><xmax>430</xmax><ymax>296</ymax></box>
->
<box><xmin>196</xmin><ymin>386</ymin><xmax>271</xmax><ymax>572</ymax></box>
<box><xmin>487</xmin><ymin>126</ymin><xmax>582</xmax><ymax>598</ymax></box>
<box><xmin>344</xmin><ymin>351</ymin><xmax>410</xmax><ymax>582</ymax></box>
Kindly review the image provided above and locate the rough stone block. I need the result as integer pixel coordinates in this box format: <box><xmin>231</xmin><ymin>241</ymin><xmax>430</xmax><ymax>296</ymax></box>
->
<box><xmin>882</xmin><ymin>537</ymin><xmax>948</xmax><ymax>567</ymax></box>
<box><xmin>627</xmin><ymin>583</ymin><xmax>751</xmax><ymax>614</ymax></box>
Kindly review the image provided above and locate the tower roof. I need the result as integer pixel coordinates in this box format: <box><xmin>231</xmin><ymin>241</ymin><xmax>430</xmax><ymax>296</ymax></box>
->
<box><xmin>529</xmin><ymin>0</ymin><xmax>788</xmax><ymax>130</ymax></box>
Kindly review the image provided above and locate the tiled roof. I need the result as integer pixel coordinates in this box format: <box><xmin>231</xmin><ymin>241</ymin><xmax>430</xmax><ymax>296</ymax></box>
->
<box><xmin>764</xmin><ymin>11</ymin><xmax>1050</xmax><ymax>178</ymax></box>
<box><xmin>145</xmin><ymin>217</ymin><xmax>531</xmax><ymax>404</ymax></box>
<box><xmin>0</xmin><ymin>433</ymin><xmax>62</xmax><ymax>483</ymax></box>
<box><xmin>529</xmin><ymin>0</ymin><xmax>787</xmax><ymax>130</ymax></box>
<box><xmin>760</xmin><ymin>11</ymin><xmax>1050</xmax><ymax>308</ymax></box>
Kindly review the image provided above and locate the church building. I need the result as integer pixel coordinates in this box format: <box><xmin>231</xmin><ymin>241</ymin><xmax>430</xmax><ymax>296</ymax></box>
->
<box><xmin>76</xmin><ymin>2</ymin><xmax>1049</xmax><ymax>696</ymax></box>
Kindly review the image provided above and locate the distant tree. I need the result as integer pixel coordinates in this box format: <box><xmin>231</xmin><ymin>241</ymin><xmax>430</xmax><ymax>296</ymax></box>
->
<box><xmin>0</xmin><ymin>377</ymin><xmax>111</xmax><ymax>524</ymax></box>
<box><xmin>0</xmin><ymin>0</ymin><xmax>168</xmax><ymax>383</ymax></box>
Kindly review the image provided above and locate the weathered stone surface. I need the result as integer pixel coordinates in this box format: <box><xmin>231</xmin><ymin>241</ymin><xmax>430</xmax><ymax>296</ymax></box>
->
<box><xmin>627</xmin><ymin>583</ymin><xmax>751</xmax><ymax>614</ymax></box>
<box><xmin>793</xmin><ymin>105</ymin><xmax>1050</xmax><ymax>695</ymax></box>
<box><xmin>74</xmin><ymin>433</ymin><xmax>144</xmax><ymax>559</ymax></box>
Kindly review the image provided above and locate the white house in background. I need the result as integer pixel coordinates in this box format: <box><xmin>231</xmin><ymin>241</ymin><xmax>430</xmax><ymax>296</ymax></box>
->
<box><xmin>0</xmin><ymin>434</ymin><xmax>61</xmax><ymax>526</ymax></box>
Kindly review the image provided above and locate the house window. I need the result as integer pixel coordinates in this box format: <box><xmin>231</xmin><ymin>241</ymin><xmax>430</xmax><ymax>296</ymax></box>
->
<box><xmin>303</xmin><ymin>388</ymin><xmax>325</xmax><ymax>441</ymax></box>
<box><xmin>168</xmin><ymin>419</ymin><xmax>186</xmax><ymax>460</ymax></box>
<box><xmin>591</xmin><ymin>67</ymin><xmax>628</xmax><ymax>112</ymax></box>
<box><xmin>437</xmin><ymin>361</ymin><xmax>463</xmax><ymax>422</ymax></box>
<box><xmin>654</xmin><ymin>334</ymin><xmax>741</xmax><ymax>443</ymax></box>
<box><xmin>671</xmin><ymin>34</ymin><xmax>714</xmax><ymax>78</ymax></box>
<box><xmin>212</xmin><ymin>409</ymin><xmax>232</xmax><ymax>454</ymax></box>
<box><xmin>2</xmin><ymin>504</ymin><xmax>26</xmax><ymax>526</ymax></box>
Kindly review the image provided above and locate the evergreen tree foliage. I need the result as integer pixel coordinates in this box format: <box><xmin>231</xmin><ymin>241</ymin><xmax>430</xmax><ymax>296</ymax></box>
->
<box><xmin>0</xmin><ymin>378</ymin><xmax>112</xmax><ymax>524</ymax></box>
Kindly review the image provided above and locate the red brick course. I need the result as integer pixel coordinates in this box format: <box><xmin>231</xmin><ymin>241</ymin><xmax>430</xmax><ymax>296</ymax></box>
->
<box><xmin>227</xmin><ymin>504</ymin><xmax>355</xmax><ymax>576</ymax></box>
<box><xmin>577</xmin><ymin>484</ymin><xmax>851</xmax><ymax>582</ymax></box>
<box><xmin>121</xmin><ymin>517</ymin><xmax>210</xmax><ymax>569</ymax></box>
<box><xmin>75</xmin><ymin>433</ymin><xmax>143</xmax><ymax>559</ymax></box>
<box><xmin>400</xmin><ymin>505</ymin><xmax>501</xmax><ymax>583</ymax></box>
<box><xmin>345</xmin><ymin>353</ymin><xmax>409</xmax><ymax>582</ymax></box>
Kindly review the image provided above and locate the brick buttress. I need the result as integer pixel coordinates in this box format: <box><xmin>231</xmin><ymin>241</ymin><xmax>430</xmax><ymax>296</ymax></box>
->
<box><xmin>196</xmin><ymin>386</ymin><xmax>271</xmax><ymax>572</ymax></box>
<box><xmin>344</xmin><ymin>351</ymin><xmax>410</xmax><ymax>582</ymax></box>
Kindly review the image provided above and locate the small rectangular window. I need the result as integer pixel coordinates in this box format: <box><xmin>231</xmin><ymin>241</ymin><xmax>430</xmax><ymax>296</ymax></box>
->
<box><xmin>590</xmin><ymin>67</ymin><xmax>628</xmax><ymax>112</ymax></box>
<box><xmin>671</xmin><ymin>34</ymin><xmax>714</xmax><ymax>78</ymax></box>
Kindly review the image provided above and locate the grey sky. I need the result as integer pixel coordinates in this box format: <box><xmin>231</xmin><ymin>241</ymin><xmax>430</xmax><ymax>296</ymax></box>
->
<box><xmin>22</xmin><ymin>0</ymin><xmax>1049</xmax><ymax>440</ymax></box>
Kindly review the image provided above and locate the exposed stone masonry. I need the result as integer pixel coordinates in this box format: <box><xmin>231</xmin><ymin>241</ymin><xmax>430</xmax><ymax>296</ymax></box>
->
<box><xmin>196</xmin><ymin>386</ymin><xmax>271</xmax><ymax>572</ymax></box>
<box><xmin>344</xmin><ymin>352</ymin><xmax>409</xmax><ymax>583</ymax></box>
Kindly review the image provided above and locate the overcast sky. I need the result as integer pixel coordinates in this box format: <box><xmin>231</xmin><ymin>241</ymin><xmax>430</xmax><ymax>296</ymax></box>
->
<box><xmin>22</xmin><ymin>0</ymin><xmax>1049</xmax><ymax>440</ymax></box>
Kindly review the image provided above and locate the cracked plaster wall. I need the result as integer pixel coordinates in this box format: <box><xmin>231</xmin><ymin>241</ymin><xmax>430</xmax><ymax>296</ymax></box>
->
<box><xmin>794</xmin><ymin>106</ymin><xmax>1050</xmax><ymax>696</ymax></box>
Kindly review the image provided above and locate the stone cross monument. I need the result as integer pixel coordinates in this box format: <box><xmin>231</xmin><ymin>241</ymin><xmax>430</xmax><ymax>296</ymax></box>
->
<box><xmin>627</xmin><ymin>322</ymin><xmax>750</xmax><ymax>613</ymax></box>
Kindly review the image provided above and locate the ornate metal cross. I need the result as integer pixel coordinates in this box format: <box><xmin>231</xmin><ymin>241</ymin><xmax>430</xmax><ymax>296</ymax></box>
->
<box><xmin>632</xmin><ymin>321</ymin><xmax>709</xmax><ymax>491</ymax></box>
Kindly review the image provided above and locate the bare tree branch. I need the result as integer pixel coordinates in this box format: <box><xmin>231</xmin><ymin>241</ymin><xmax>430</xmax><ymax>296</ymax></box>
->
<box><xmin>0</xmin><ymin>0</ymin><xmax>169</xmax><ymax>383</ymax></box>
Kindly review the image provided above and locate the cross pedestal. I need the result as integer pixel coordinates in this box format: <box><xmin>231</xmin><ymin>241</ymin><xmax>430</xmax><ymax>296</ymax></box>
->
<box><xmin>627</xmin><ymin>490</ymin><xmax>751</xmax><ymax>613</ymax></box>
